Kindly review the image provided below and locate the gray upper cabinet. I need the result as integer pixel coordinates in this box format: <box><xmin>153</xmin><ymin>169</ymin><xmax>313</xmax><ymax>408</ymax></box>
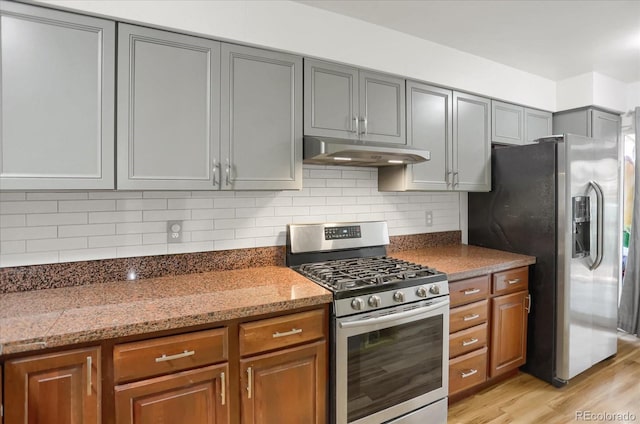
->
<box><xmin>304</xmin><ymin>59</ymin><xmax>405</xmax><ymax>145</ymax></box>
<box><xmin>453</xmin><ymin>92</ymin><xmax>491</xmax><ymax>192</ymax></box>
<box><xmin>0</xmin><ymin>1</ymin><xmax>115</xmax><ymax>190</ymax></box>
<box><xmin>117</xmin><ymin>24</ymin><xmax>220</xmax><ymax>190</ymax></box>
<box><xmin>553</xmin><ymin>107</ymin><xmax>621</xmax><ymax>143</ymax></box>
<box><xmin>491</xmin><ymin>100</ymin><xmax>524</xmax><ymax>145</ymax></box>
<box><xmin>524</xmin><ymin>108</ymin><xmax>553</xmax><ymax>143</ymax></box>
<box><xmin>220</xmin><ymin>44</ymin><xmax>302</xmax><ymax>190</ymax></box>
<box><xmin>378</xmin><ymin>82</ymin><xmax>451</xmax><ymax>191</ymax></box>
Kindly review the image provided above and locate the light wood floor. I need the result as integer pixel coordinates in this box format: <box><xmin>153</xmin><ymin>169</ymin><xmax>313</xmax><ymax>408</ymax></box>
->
<box><xmin>448</xmin><ymin>333</ymin><xmax>640</xmax><ymax>423</ymax></box>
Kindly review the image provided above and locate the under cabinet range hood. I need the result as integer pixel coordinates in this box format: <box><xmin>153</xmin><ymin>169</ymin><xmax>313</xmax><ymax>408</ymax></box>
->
<box><xmin>303</xmin><ymin>136</ymin><xmax>430</xmax><ymax>166</ymax></box>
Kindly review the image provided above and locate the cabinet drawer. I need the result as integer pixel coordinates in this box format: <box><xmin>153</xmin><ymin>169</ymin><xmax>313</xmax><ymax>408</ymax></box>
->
<box><xmin>449</xmin><ymin>347</ymin><xmax>488</xmax><ymax>396</ymax></box>
<box><xmin>449</xmin><ymin>275</ymin><xmax>490</xmax><ymax>307</ymax></box>
<box><xmin>449</xmin><ymin>323</ymin><xmax>488</xmax><ymax>358</ymax></box>
<box><xmin>114</xmin><ymin>328</ymin><xmax>228</xmax><ymax>384</ymax></box>
<box><xmin>240</xmin><ymin>309</ymin><xmax>326</xmax><ymax>356</ymax></box>
<box><xmin>493</xmin><ymin>266</ymin><xmax>529</xmax><ymax>295</ymax></box>
<box><xmin>450</xmin><ymin>299</ymin><xmax>488</xmax><ymax>333</ymax></box>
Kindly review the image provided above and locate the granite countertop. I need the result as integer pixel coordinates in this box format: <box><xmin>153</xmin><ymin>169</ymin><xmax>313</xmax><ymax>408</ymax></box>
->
<box><xmin>0</xmin><ymin>243</ymin><xmax>535</xmax><ymax>357</ymax></box>
<box><xmin>0</xmin><ymin>266</ymin><xmax>332</xmax><ymax>356</ymax></box>
<box><xmin>392</xmin><ymin>244</ymin><xmax>536</xmax><ymax>281</ymax></box>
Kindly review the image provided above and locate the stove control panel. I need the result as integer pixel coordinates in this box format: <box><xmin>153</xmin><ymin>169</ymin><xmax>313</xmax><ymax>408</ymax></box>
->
<box><xmin>324</xmin><ymin>225</ymin><xmax>361</xmax><ymax>240</ymax></box>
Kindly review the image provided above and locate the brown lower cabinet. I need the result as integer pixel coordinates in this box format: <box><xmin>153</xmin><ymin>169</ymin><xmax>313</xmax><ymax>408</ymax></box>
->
<box><xmin>240</xmin><ymin>341</ymin><xmax>326</xmax><ymax>424</ymax></box>
<box><xmin>114</xmin><ymin>364</ymin><xmax>229</xmax><ymax>424</ymax></box>
<box><xmin>4</xmin><ymin>346</ymin><xmax>101</xmax><ymax>424</ymax></box>
<box><xmin>490</xmin><ymin>291</ymin><xmax>528</xmax><ymax>377</ymax></box>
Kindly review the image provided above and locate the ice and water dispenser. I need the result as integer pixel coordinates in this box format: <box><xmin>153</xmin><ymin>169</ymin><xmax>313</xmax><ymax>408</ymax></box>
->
<box><xmin>572</xmin><ymin>196</ymin><xmax>590</xmax><ymax>258</ymax></box>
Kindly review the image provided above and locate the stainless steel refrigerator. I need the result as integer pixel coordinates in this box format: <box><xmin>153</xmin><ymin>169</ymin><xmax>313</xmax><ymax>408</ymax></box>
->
<box><xmin>468</xmin><ymin>134</ymin><xmax>621</xmax><ymax>386</ymax></box>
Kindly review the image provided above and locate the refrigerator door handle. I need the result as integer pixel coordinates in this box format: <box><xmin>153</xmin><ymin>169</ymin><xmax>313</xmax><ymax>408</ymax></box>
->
<box><xmin>587</xmin><ymin>180</ymin><xmax>604</xmax><ymax>271</ymax></box>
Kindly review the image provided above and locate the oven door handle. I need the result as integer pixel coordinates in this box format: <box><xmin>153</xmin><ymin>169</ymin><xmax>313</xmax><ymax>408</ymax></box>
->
<box><xmin>339</xmin><ymin>298</ymin><xmax>450</xmax><ymax>329</ymax></box>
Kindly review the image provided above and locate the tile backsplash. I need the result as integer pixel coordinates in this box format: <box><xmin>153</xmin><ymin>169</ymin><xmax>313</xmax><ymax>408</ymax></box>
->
<box><xmin>0</xmin><ymin>165</ymin><xmax>462</xmax><ymax>267</ymax></box>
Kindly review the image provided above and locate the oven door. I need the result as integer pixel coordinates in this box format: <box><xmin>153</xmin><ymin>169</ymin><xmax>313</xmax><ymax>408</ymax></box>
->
<box><xmin>335</xmin><ymin>297</ymin><xmax>449</xmax><ymax>424</ymax></box>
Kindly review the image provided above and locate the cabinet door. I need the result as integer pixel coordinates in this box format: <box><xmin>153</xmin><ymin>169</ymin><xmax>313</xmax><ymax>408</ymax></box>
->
<box><xmin>524</xmin><ymin>108</ymin><xmax>552</xmax><ymax>143</ymax></box>
<box><xmin>591</xmin><ymin>109</ymin><xmax>621</xmax><ymax>142</ymax></box>
<box><xmin>115</xmin><ymin>364</ymin><xmax>229</xmax><ymax>424</ymax></box>
<box><xmin>304</xmin><ymin>59</ymin><xmax>359</xmax><ymax>140</ymax></box>
<box><xmin>0</xmin><ymin>2</ymin><xmax>114</xmax><ymax>190</ymax></box>
<box><xmin>404</xmin><ymin>82</ymin><xmax>452</xmax><ymax>190</ymax></box>
<box><xmin>490</xmin><ymin>291</ymin><xmax>528</xmax><ymax>378</ymax></box>
<box><xmin>4</xmin><ymin>347</ymin><xmax>100</xmax><ymax>424</ymax></box>
<box><xmin>240</xmin><ymin>341</ymin><xmax>326</xmax><ymax>424</ymax></box>
<box><xmin>491</xmin><ymin>100</ymin><xmax>524</xmax><ymax>145</ymax></box>
<box><xmin>453</xmin><ymin>92</ymin><xmax>491</xmax><ymax>192</ymax></box>
<box><xmin>117</xmin><ymin>24</ymin><xmax>220</xmax><ymax>190</ymax></box>
<box><xmin>221</xmin><ymin>44</ymin><xmax>302</xmax><ymax>190</ymax></box>
<box><xmin>359</xmin><ymin>71</ymin><xmax>406</xmax><ymax>144</ymax></box>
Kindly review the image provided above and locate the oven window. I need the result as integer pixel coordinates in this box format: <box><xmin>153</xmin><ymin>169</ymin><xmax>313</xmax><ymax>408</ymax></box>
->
<box><xmin>346</xmin><ymin>315</ymin><xmax>443</xmax><ymax>422</ymax></box>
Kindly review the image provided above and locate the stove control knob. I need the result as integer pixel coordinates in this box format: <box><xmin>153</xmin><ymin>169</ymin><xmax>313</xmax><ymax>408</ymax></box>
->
<box><xmin>393</xmin><ymin>291</ymin><xmax>405</xmax><ymax>303</ymax></box>
<box><xmin>368</xmin><ymin>295</ymin><xmax>382</xmax><ymax>308</ymax></box>
<box><xmin>429</xmin><ymin>285</ymin><xmax>441</xmax><ymax>295</ymax></box>
<box><xmin>416</xmin><ymin>286</ymin><xmax>428</xmax><ymax>298</ymax></box>
<box><xmin>351</xmin><ymin>298</ymin><xmax>365</xmax><ymax>311</ymax></box>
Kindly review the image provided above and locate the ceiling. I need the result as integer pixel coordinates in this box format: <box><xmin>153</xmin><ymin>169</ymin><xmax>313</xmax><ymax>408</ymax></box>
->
<box><xmin>297</xmin><ymin>0</ymin><xmax>640</xmax><ymax>83</ymax></box>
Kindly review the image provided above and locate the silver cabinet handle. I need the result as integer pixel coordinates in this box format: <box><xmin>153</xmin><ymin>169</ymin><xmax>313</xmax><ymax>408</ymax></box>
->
<box><xmin>462</xmin><ymin>338</ymin><xmax>479</xmax><ymax>347</ymax></box>
<box><xmin>453</xmin><ymin>171</ymin><xmax>459</xmax><ymax>187</ymax></box>
<box><xmin>363</xmin><ymin>116</ymin><xmax>368</xmax><ymax>135</ymax></box>
<box><xmin>247</xmin><ymin>367</ymin><xmax>253</xmax><ymax>399</ymax></box>
<box><xmin>446</xmin><ymin>170</ymin><xmax>453</xmax><ymax>186</ymax></box>
<box><xmin>464</xmin><ymin>288</ymin><xmax>481</xmax><ymax>295</ymax></box>
<box><xmin>352</xmin><ymin>116</ymin><xmax>359</xmax><ymax>134</ymax></box>
<box><xmin>463</xmin><ymin>313</ymin><xmax>480</xmax><ymax>321</ymax></box>
<box><xmin>212</xmin><ymin>158</ymin><xmax>219</xmax><ymax>187</ymax></box>
<box><xmin>155</xmin><ymin>350</ymin><xmax>195</xmax><ymax>362</ymax></box>
<box><xmin>86</xmin><ymin>356</ymin><xmax>92</xmax><ymax>395</ymax></box>
<box><xmin>225</xmin><ymin>158</ymin><xmax>231</xmax><ymax>186</ymax></box>
<box><xmin>526</xmin><ymin>293</ymin><xmax>532</xmax><ymax>313</ymax></box>
<box><xmin>220</xmin><ymin>371</ymin><xmax>226</xmax><ymax>405</ymax></box>
<box><xmin>587</xmin><ymin>180</ymin><xmax>604</xmax><ymax>270</ymax></box>
<box><xmin>461</xmin><ymin>369</ymin><xmax>478</xmax><ymax>378</ymax></box>
<box><xmin>507</xmin><ymin>278</ymin><xmax>521</xmax><ymax>285</ymax></box>
<box><xmin>273</xmin><ymin>328</ymin><xmax>302</xmax><ymax>338</ymax></box>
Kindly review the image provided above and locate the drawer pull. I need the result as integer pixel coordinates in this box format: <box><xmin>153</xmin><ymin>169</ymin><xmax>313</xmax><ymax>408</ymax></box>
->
<box><xmin>247</xmin><ymin>367</ymin><xmax>253</xmax><ymax>399</ymax></box>
<box><xmin>272</xmin><ymin>328</ymin><xmax>303</xmax><ymax>338</ymax></box>
<box><xmin>220</xmin><ymin>372</ymin><xmax>226</xmax><ymax>405</ymax></box>
<box><xmin>462</xmin><ymin>338</ymin><xmax>479</xmax><ymax>347</ymax></box>
<box><xmin>86</xmin><ymin>356</ymin><xmax>92</xmax><ymax>395</ymax></box>
<box><xmin>155</xmin><ymin>350</ymin><xmax>195</xmax><ymax>362</ymax></box>
<box><xmin>507</xmin><ymin>278</ymin><xmax>521</xmax><ymax>285</ymax></box>
<box><xmin>461</xmin><ymin>369</ymin><xmax>478</xmax><ymax>379</ymax></box>
<box><xmin>463</xmin><ymin>313</ymin><xmax>480</xmax><ymax>321</ymax></box>
<box><xmin>464</xmin><ymin>288</ymin><xmax>481</xmax><ymax>295</ymax></box>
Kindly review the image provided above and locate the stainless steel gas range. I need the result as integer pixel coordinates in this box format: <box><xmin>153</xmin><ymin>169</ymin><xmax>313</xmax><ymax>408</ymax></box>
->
<box><xmin>286</xmin><ymin>221</ymin><xmax>449</xmax><ymax>424</ymax></box>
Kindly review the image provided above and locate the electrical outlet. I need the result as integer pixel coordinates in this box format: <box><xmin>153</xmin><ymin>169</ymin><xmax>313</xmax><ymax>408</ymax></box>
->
<box><xmin>425</xmin><ymin>211</ymin><xmax>433</xmax><ymax>227</ymax></box>
<box><xmin>167</xmin><ymin>220</ymin><xmax>183</xmax><ymax>243</ymax></box>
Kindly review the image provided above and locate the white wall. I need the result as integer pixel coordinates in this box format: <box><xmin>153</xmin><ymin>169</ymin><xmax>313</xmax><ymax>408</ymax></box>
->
<box><xmin>35</xmin><ymin>0</ymin><xmax>556</xmax><ymax>111</ymax></box>
<box><xmin>556</xmin><ymin>72</ymin><xmax>631</xmax><ymax>113</ymax></box>
<box><xmin>0</xmin><ymin>165</ymin><xmax>462</xmax><ymax>267</ymax></box>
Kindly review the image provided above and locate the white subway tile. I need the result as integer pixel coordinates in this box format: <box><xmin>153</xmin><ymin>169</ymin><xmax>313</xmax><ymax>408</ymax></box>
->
<box><xmin>59</xmin><ymin>247</ymin><xmax>117</xmax><ymax>263</ymax></box>
<box><xmin>214</xmin><ymin>218</ymin><xmax>256</xmax><ymax>230</ymax></box>
<box><xmin>59</xmin><ymin>224</ymin><xmax>116</xmax><ymax>238</ymax></box>
<box><xmin>357</xmin><ymin>212</ymin><xmax>386</xmax><ymax>221</ymax></box>
<box><xmin>343</xmin><ymin>188</ymin><xmax>371</xmax><ymax>197</ymax></box>
<box><xmin>213</xmin><ymin>198</ymin><xmax>255</xmax><ymax>208</ymax></box>
<box><xmin>291</xmin><ymin>215</ymin><xmax>327</xmax><ymax>224</ymax></box>
<box><xmin>89</xmin><ymin>191</ymin><xmax>142</xmax><ymax>199</ymax></box>
<box><xmin>255</xmin><ymin>234</ymin><xmax>286</xmax><ymax>247</ymax></box>
<box><xmin>312</xmin><ymin>206</ymin><xmax>341</xmax><ymax>215</ymax></box>
<box><xmin>235</xmin><ymin>227</ymin><xmax>273</xmax><ymax>239</ymax></box>
<box><xmin>191</xmin><ymin>229</ymin><xmax>235</xmax><ymax>242</ymax></box>
<box><xmin>116</xmin><ymin>222</ymin><xmax>166</xmax><ymax>234</ymax></box>
<box><xmin>27</xmin><ymin>237</ymin><xmax>87</xmax><ymax>252</ymax></box>
<box><xmin>356</xmin><ymin>179</ymin><xmax>377</xmax><ymax>188</ymax></box>
<box><xmin>89</xmin><ymin>211</ymin><xmax>142</xmax><ymax>224</ymax></box>
<box><xmin>190</xmin><ymin>191</ymin><xmax>234</xmax><ymax>198</ymax></box>
<box><xmin>168</xmin><ymin>241</ymin><xmax>214</xmax><ymax>254</ymax></box>
<box><xmin>143</xmin><ymin>191</ymin><xmax>192</xmax><ymax>199</ymax></box>
<box><xmin>255</xmin><ymin>216</ymin><xmax>291</xmax><ymax>227</ymax></box>
<box><xmin>117</xmin><ymin>199</ymin><xmax>167</xmax><ymax>211</ymax></box>
<box><xmin>326</xmin><ymin>214</ymin><xmax>357</xmax><ymax>222</ymax></box>
<box><xmin>303</xmin><ymin>179</ymin><xmax>326</xmax><ymax>188</ymax></box>
<box><xmin>309</xmin><ymin>188</ymin><xmax>338</xmax><ymax>197</ymax></box>
<box><xmin>309</xmin><ymin>169</ymin><xmax>342</xmax><ymax>179</ymax></box>
<box><xmin>274</xmin><ymin>206</ymin><xmax>309</xmax><ymax>216</ymax></box>
<box><xmin>408</xmin><ymin>195</ymin><xmax>433</xmax><ymax>203</ymax></box>
<box><xmin>191</xmin><ymin>208</ymin><xmax>235</xmax><ymax>220</ymax></box>
<box><xmin>342</xmin><ymin>170</ymin><xmax>373</xmax><ymax>179</ymax></box>
<box><xmin>27</xmin><ymin>192</ymin><xmax>88</xmax><ymax>200</ymax></box>
<box><xmin>168</xmin><ymin>198</ymin><xmax>214</xmax><ymax>209</ymax></box>
<box><xmin>326</xmin><ymin>197</ymin><xmax>355</xmax><ymax>206</ymax></box>
<box><xmin>342</xmin><ymin>205</ymin><xmax>371</xmax><ymax>214</ymax></box>
<box><xmin>235</xmin><ymin>191</ymin><xmax>277</xmax><ymax>198</ymax></box>
<box><xmin>0</xmin><ymin>201</ymin><xmax>57</xmax><ymax>214</ymax></box>
<box><xmin>356</xmin><ymin>196</ymin><xmax>384</xmax><ymax>205</ymax></box>
<box><xmin>143</xmin><ymin>210</ymin><xmax>191</xmax><ymax>222</ymax></box>
<box><xmin>181</xmin><ymin>220</ymin><xmax>214</xmax><ymax>232</ymax></box>
<box><xmin>0</xmin><ymin>252</ymin><xmax>58</xmax><ymax>267</ymax></box>
<box><xmin>326</xmin><ymin>179</ymin><xmax>356</xmax><ymax>188</ymax></box>
<box><xmin>1</xmin><ymin>240</ymin><xmax>25</xmax><ymax>254</ymax></box>
<box><xmin>0</xmin><ymin>214</ymin><xmax>26</xmax><ymax>228</ymax></box>
<box><xmin>117</xmin><ymin>244</ymin><xmax>168</xmax><ymax>258</ymax></box>
<box><xmin>143</xmin><ymin>233</ymin><xmax>167</xmax><ymax>245</ymax></box>
<box><xmin>1</xmin><ymin>226</ymin><xmax>58</xmax><ymax>241</ymax></box>
<box><xmin>89</xmin><ymin>234</ymin><xmax>141</xmax><ymax>248</ymax></box>
<box><xmin>0</xmin><ymin>192</ymin><xmax>26</xmax><ymax>201</ymax></box>
<box><xmin>27</xmin><ymin>213</ymin><xmax>88</xmax><ymax>226</ymax></box>
<box><xmin>255</xmin><ymin>196</ymin><xmax>292</xmax><ymax>207</ymax></box>
<box><xmin>428</xmin><ymin>201</ymin><xmax>459</xmax><ymax>210</ymax></box>
<box><xmin>235</xmin><ymin>207</ymin><xmax>274</xmax><ymax>218</ymax></box>
<box><xmin>59</xmin><ymin>200</ymin><xmax>115</xmax><ymax>212</ymax></box>
<box><xmin>214</xmin><ymin>239</ymin><xmax>254</xmax><ymax>251</ymax></box>
<box><xmin>277</xmin><ymin>188</ymin><xmax>310</xmax><ymax>197</ymax></box>
<box><xmin>291</xmin><ymin>197</ymin><xmax>326</xmax><ymax>207</ymax></box>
